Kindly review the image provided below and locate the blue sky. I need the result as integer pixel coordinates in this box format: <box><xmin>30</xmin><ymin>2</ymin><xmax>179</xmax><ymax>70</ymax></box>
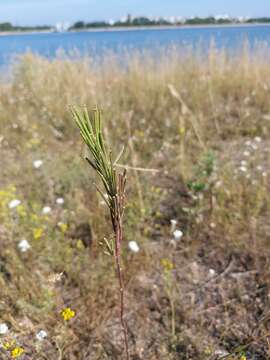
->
<box><xmin>0</xmin><ymin>0</ymin><xmax>269</xmax><ymax>26</ymax></box>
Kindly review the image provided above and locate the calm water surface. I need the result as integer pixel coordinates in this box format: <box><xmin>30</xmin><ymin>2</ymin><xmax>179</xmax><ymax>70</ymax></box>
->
<box><xmin>1</xmin><ymin>25</ymin><xmax>270</xmax><ymax>65</ymax></box>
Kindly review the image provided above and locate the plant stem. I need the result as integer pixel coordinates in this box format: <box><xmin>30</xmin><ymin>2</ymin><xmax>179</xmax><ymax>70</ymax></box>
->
<box><xmin>170</xmin><ymin>296</ymin><xmax>176</xmax><ymax>342</ymax></box>
<box><xmin>115</xmin><ymin>221</ymin><xmax>130</xmax><ymax>360</ymax></box>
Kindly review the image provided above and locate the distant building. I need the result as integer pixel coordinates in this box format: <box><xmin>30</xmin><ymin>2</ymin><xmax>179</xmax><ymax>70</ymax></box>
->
<box><xmin>237</xmin><ymin>16</ymin><xmax>250</xmax><ymax>23</ymax></box>
<box><xmin>214</xmin><ymin>14</ymin><xmax>230</xmax><ymax>21</ymax></box>
<box><xmin>169</xmin><ymin>16</ymin><xmax>179</xmax><ymax>24</ymax></box>
<box><xmin>120</xmin><ymin>16</ymin><xmax>128</xmax><ymax>23</ymax></box>
<box><xmin>54</xmin><ymin>22</ymin><xmax>69</xmax><ymax>32</ymax></box>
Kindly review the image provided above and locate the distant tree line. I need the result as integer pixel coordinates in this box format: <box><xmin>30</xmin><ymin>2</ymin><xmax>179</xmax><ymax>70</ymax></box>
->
<box><xmin>70</xmin><ymin>17</ymin><xmax>170</xmax><ymax>30</ymax></box>
<box><xmin>0</xmin><ymin>22</ymin><xmax>51</xmax><ymax>32</ymax></box>
<box><xmin>69</xmin><ymin>16</ymin><xmax>270</xmax><ymax>30</ymax></box>
<box><xmin>185</xmin><ymin>17</ymin><xmax>232</xmax><ymax>25</ymax></box>
<box><xmin>246</xmin><ymin>18</ymin><xmax>270</xmax><ymax>23</ymax></box>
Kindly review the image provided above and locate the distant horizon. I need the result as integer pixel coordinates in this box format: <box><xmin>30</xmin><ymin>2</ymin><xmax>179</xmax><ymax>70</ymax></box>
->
<box><xmin>2</xmin><ymin>14</ymin><xmax>270</xmax><ymax>28</ymax></box>
<box><xmin>0</xmin><ymin>0</ymin><xmax>269</xmax><ymax>26</ymax></box>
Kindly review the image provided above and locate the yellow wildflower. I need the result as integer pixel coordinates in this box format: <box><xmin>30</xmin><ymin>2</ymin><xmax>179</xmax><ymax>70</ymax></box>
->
<box><xmin>11</xmin><ymin>347</ymin><xmax>24</xmax><ymax>358</ymax></box>
<box><xmin>9</xmin><ymin>185</ymin><xmax>17</xmax><ymax>193</ymax></box>
<box><xmin>76</xmin><ymin>239</ymin><xmax>84</xmax><ymax>250</ymax></box>
<box><xmin>3</xmin><ymin>340</ymin><xmax>15</xmax><ymax>350</ymax></box>
<box><xmin>33</xmin><ymin>228</ymin><xmax>44</xmax><ymax>240</ymax></box>
<box><xmin>240</xmin><ymin>356</ymin><xmax>247</xmax><ymax>360</ymax></box>
<box><xmin>26</xmin><ymin>138</ymin><xmax>40</xmax><ymax>149</ymax></box>
<box><xmin>30</xmin><ymin>214</ymin><xmax>38</xmax><ymax>222</ymax></box>
<box><xmin>61</xmin><ymin>307</ymin><xmax>75</xmax><ymax>321</ymax></box>
<box><xmin>134</xmin><ymin>129</ymin><xmax>144</xmax><ymax>138</ymax></box>
<box><xmin>161</xmin><ymin>259</ymin><xmax>174</xmax><ymax>272</ymax></box>
<box><xmin>204</xmin><ymin>346</ymin><xmax>212</xmax><ymax>355</ymax></box>
<box><xmin>58</xmin><ymin>222</ymin><xmax>68</xmax><ymax>233</ymax></box>
<box><xmin>17</xmin><ymin>205</ymin><xmax>27</xmax><ymax>218</ymax></box>
<box><xmin>179</xmin><ymin>126</ymin><xmax>186</xmax><ymax>135</ymax></box>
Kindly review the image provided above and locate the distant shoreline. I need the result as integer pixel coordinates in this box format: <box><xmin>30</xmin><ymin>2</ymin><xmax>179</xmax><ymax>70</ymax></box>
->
<box><xmin>1</xmin><ymin>22</ymin><xmax>270</xmax><ymax>36</ymax></box>
<box><xmin>0</xmin><ymin>29</ymin><xmax>51</xmax><ymax>36</ymax></box>
<box><xmin>75</xmin><ymin>22</ymin><xmax>270</xmax><ymax>33</ymax></box>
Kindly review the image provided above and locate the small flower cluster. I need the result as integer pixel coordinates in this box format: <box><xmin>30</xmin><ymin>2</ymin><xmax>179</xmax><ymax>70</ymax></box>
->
<box><xmin>173</xmin><ymin>229</ymin><xmax>183</xmax><ymax>240</ymax></box>
<box><xmin>235</xmin><ymin>136</ymin><xmax>268</xmax><ymax>180</ymax></box>
<box><xmin>33</xmin><ymin>227</ymin><xmax>44</xmax><ymax>240</ymax></box>
<box><xmin>18</xmin><ymin>239</ymin><xmax>31</xmax><ymax>252</ymax></box>
<box><xmin>11</xmin><ymin>347</ymin><xmax>24</xmax><ymax>358</ymax></box>
<box><xmin>61</xmin><ymin>307</ymin><xmax>75</xmax><ymax>321</ymax></box>
<box><xmin>1</xmin><ymin>183</ymin><xmax>67</xmax><ymax>255</ymax></box>
<box><xmin>33</xmin><ymin>159</ymin><xmax>43</xmax><ymax>169</ymax></box>
<box><xmin>161</xmin><ymin>259</ymin><xmax>174</xmax><ymax>272</ymax></box>
<box><xmin>58</xmin><ymin>222</ymin><xmax>68</xmax><ymax>234</ymax></box>
<box><xmin>0</xmin><ymin>323</ymin><xmax>9</xmax><ymax>335</ymax></box>
<box><xmin>36</xmin><ymin>330</ymin><xmax>47</xmax><ymax>341</ymax></box>
<box><xmin>128</xmin><ymin>241</ymin><xmax>140</xmax><ymax>253</ymax></box>
<box><xmin>1</xmin><ymin>340</ymin><xmax>24</xmax><ymax>358</ymax></box>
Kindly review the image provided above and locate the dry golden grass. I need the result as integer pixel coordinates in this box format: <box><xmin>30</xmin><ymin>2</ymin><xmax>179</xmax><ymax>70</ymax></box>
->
<box><xmin>0</xmin><ymin>45</ymin><xmax>270</xmax><ymax>359</ymax></box>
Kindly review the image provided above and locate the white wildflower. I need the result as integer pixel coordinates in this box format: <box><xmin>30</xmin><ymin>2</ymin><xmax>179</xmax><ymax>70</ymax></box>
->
<box><xmin>215</xmin><ymin>180</ymin><xmax>223</xmax><ymax>188</ymax></box>
<box><xmin>36</xmin><ymin>330</ymin><xmax>47</xmax><ymax>341</ymax></box>
<box><xmin>173</xmin><ymin>229</ymin><xmax>183</xmax><ymax>240</ymax></box>
<box><xmin>239</xmin><ymin>166</ymin><xmax>247</xmax><ymax>172</ymax></box>
<box><xmin>8</xmin><ymin>199</ymin><xmax>21</xmax><ymax>209</ymax></box>
<box><xmin>262</xmin><ymin>172</ymin><xmax>267</xmax><ymax>177</ymax></box>
<box><xmin>245</xmin><ymin>140</ymin><xmax>251</xmax><ymax>146</ymax></box>
<box><xmin>243</xmin><ymin>151</ymin><xmax>250</xmax><ymax>157</ymax></box>
<box><xmin>18</xmin><ymin>239</ymin><xmax>31</xmax><ymax>253</ymax></box>
<box><xmin>251</xmin><ymin>143</ymin><xmax>258</xmax><ymax>150</ymax></box>
<box><xmin>209</xmin><ymin>269</ymin><xmax>216</xmax><ymax>277</ymax></box>
<box><xmin>48</xmin><ymin>272</ymin><xmax>64</xmax><ymax>284</ymax></box>
<box><xmin>42</xmin><ymin>206</ymin><xmax>51</xmax><ymax>215</ymax></box>
<box><xmin>256</xmin><ymin>165</ymin><xmax>263</xmax><ymax>171</ymax></box>
<box><xmin>33</xmin><ymin>160</ymin><xmax>43</xmax><ymax>169</ymax></box>
<box><xmin>240</xmin><ymin>160</ymin><xmax>247</xmax><ymax>166</ymax></box>
<box><xmin>255</xmin><ymin>136</ymin><xmax>262</xmax><ymax>143</ymax></box>
<box><xmin>0</xmin><ymin>323</ymin><xmax>9</xmax><ymax>335</ymax></box>
<box><xmin>56</xmin><ymin>197</ymin><xmax>64</xmax><ymax>205</ymax></box>
<box><xmin>128</xmin><ymin>241</ymin><xmax>140</xmax><ymax>253</ymax></box>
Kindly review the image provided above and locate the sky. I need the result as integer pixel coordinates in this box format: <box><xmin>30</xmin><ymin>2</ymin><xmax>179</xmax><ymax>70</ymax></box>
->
<box><xmin>0</xmin><ymin>0</ymin><xmax>269</xmax><ymax>26</ymax></box>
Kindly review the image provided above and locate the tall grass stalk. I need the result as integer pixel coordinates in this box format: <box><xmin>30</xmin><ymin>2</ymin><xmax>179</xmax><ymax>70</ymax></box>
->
<box><xmin>72</xmin><ymin>106</ymin><xmax>129</xmax><ymax>359</ymax></box>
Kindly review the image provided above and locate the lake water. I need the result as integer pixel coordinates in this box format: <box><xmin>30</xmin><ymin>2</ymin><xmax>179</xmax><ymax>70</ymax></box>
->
<box><xmin>1</xmin><ymin>24</ymin><xmax>270</xmax><ymax>65</ymax></box>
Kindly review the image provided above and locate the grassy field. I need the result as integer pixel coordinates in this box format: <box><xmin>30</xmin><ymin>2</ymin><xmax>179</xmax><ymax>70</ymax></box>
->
<box><xmin>0</xmin><ymin>45</ymin><xmax>270</xmax><ymax>359</ymax></box>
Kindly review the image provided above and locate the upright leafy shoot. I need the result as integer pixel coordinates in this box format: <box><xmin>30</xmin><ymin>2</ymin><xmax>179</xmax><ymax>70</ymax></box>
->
<box><xmin>72</xmin><ymin>106</ymin><xmax>129</xmax><ymax>359</ymax></box>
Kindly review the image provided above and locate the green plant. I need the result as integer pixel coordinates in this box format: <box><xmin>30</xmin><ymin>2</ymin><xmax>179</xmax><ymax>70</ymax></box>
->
<box><xmin>161</xmin><ymin>258</ymin><xmax>176</xmax><ymax>345</ymax></box>
<box><xmin>72</xmin><ymin>106</ymin><xmax>130</xmax><ymax>359</ymax></box>
<box><xmin>187</xmin><ymin>151</ymin><xmax>215</xmax><ymax>193</ymax></box>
